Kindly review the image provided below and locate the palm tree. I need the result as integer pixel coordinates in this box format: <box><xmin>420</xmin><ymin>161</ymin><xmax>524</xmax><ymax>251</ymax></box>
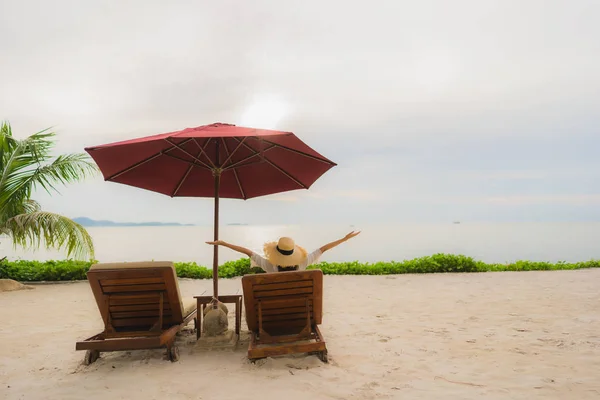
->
<box><xmin>0</xmin><ymin>121</ymin><xmax>98</xmax><ymax>260</ymax></box>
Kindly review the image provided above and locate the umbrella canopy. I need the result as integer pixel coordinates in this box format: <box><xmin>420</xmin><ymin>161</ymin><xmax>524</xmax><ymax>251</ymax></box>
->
<box><xmin>85</xmin><ymin>123</ymin><xmax>336</xmax><ymax>301</ymax></box>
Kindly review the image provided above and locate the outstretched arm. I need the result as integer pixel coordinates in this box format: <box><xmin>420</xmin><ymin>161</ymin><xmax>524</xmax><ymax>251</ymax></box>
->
<box><xmin>319</xmin><ymin>231</ymin><xmax>361</xmax><ymax>253</ymax></box>
<box><xmin>205</xmin><ymin>240</ymin><xmax>253</xmax><ymax>257</ymax></box>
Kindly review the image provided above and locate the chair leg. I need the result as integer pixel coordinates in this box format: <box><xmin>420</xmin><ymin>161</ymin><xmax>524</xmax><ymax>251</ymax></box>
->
<box><xmin>317</xmin><ymin>349</ymin><xmax>328</xmax><ymax>363</ymax></box>
<box><xmin>84</xmin><ymin>349</ymin><xmax>100</xmax><ymax>365</ymax></box>
<box><xmin>235</xmin><ymin>297</ymin><xmax>242</xmax><ymax>335</ymax></box>
<box><xmin>166</xmin><ymin>339</ymin><xmax>179</xmax><ymax>362</ymax></box>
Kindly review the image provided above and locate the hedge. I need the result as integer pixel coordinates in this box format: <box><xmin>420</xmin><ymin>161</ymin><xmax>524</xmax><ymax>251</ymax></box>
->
<box><xmin>1</xmin><ymin>254</ymin><xmax>599</xmax><ymax>282</ymax></box>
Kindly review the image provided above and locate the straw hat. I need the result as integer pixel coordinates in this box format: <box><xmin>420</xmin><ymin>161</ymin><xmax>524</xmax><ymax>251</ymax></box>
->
<box><xmin>263</xmin><ymin>237</ymin><xmax>308</xmax><ymax>267</ymax></box>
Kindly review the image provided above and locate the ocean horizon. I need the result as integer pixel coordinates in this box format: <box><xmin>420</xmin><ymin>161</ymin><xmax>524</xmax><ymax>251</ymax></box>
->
<box><xmin>1</xmin><ymin>222</ymin><xmax>599</xmax><ymax>266</ymax></box>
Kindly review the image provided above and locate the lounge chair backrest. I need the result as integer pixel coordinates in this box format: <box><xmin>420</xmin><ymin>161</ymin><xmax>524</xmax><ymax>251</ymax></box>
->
<box><xmin>87</xmin><ymin>261</ymin><xmax>185</xmax><ymax>331</ymax></box>
<box><xmin>242</xmin><ymin>270</ymin><xmax>323</xmax><ymax>333</ymax></box>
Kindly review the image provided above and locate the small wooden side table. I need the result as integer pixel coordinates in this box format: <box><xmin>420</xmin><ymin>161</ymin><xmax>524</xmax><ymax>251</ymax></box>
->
<box><xmin>194</xmin><ymin>295</ymin><xmax>242</xmax><ymax>340</ymax></box>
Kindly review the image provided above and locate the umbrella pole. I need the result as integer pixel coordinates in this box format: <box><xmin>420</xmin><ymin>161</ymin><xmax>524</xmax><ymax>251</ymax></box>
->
<box><xmin>212</xmin><ymin>139</ymin><xmax>221</xmax><ymax>309</ymax></box>
<box><xmin>212</xmin><ymin>171</ymin><xmax>220</xmax><ymax>307</ymax></box>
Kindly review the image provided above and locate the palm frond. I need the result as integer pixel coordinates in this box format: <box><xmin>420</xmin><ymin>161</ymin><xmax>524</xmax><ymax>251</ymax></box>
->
<box><xmin>2</xmin><ymin>211</ymin><xmax>95</xmax><ymax>260</ymax></box>
<box><xmin>0</xmin><ymin>199</ymin><xmax>41</xmax><ymax>225</ymax></box>
<box><xmin>0</xmin><ymin>122</ymin><xmax>97</xmax><ymax>259</ymax></box>
<box><xmin>0</xmin><ymin>152</ymin><xmax>98</xmax><ymax>219</ymax></box>
<box><xmin>22</xmin><ymin>199</ymin><xmax>41</xmax><ymax>214</ymax></box>
<box><xmin>0</xmin><ymin>122</ymin><xmax>19</xmax><ymax>171</ymax></box>
<box><xmin>0</xmin><ymin>124</ymin><xmax>56</xmax><ymax>181</ymax></box>
<box><xmin>4</xmin><ymin>153</ymin><xmax>98</xmax><ymax>195</ymax></box>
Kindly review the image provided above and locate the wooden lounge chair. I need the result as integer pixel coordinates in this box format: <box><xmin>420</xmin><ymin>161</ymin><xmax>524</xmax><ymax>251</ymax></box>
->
<box><xmin>75</xmin><ymin>261</ymin><xmax>197</xmax><ymax>364</ymax></box>
<box><xmin>241</xmin><ymin>269</ymin><xmax>328</xmax><ymax>362</ymax></box>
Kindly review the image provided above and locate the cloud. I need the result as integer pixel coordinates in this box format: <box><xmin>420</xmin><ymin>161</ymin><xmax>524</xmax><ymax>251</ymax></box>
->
<box><xmin>485</xmin><ymin>194</ymin><xmax>600</xmax><ymax>206</ymax></box>
<box><xmin>264</xmin><ymin>195</ymin><xmax>299</xmax><ymax>203</ymax></box>
<box><xmin>2</xmin><ymin>0</ymin><xmax>600</xmax><ymax>223</ymax></box>
<box><xmin>265</xmin><ymin>189</ymin><xmax>382</xmax><ymax>203</ymax></box>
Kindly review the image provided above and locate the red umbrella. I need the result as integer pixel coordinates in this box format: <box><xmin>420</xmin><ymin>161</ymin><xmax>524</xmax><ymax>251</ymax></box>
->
<box><xmin>85</xmin><ymin>123</ymin><xmax>336</xmax><ymax>302</ymax></box>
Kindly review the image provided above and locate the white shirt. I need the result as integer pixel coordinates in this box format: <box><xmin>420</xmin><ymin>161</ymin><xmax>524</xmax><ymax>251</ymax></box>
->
<box><xmin>250</xmin><ymin>249</ymin><xmax>323</xmax><ymax>273</ymax></box>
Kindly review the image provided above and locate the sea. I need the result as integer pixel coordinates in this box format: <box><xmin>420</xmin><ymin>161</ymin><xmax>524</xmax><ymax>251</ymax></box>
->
<box><xmin>1</xmin><ymin>222</ymin><xmax>599</xmax><ymax>266</ymax></box>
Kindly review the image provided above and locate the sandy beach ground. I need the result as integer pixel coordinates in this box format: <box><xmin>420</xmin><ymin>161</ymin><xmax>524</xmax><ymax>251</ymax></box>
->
<box><xmin>0</xmin><ymin>269</ymin><xmax>599</xmax><ymax>400</ymax></box>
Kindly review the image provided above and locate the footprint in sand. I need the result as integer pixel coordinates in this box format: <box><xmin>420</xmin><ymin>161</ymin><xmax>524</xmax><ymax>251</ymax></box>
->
<box><xmin>510</xmin><ymin>348</ymin><xmax>527</xmax><ymax>355</ymax></box>
<box><xmin>514</xmin><ymin>328</ymin><xmax>531</xmax><ymax>332</ymax></box>
<box><xmin>392</xmin><ymin>384</ymin><xmax>413</xmax><ymax>390</ymax></box>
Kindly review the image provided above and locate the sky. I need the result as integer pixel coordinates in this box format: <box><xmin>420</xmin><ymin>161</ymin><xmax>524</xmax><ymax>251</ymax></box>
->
<box><xmin>1</xmin><ymin>0</ymin><xmax>599</xmax><ymax>225</ymax></box>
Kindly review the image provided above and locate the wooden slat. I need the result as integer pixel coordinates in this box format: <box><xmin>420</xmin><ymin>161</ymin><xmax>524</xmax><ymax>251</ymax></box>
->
<box><xmin>111</xmin><ymin>317</ymin><xmax>176</xmax><ymax>328</ymax></box>
<box><xmin>160</xmin><ymin>268</ymin><xmax>185</xmax><ymax>324</ymax></box>
<box><xmin>242</xmin><ymin>269</ymin><xmax>323</xmax><ymax>333</ymax></box>
<box><xmin>194</xmin><ymin>295</ymin><xmax>241</xmax><ymax>303</ymax></box>
<box><xmin>253</xmin><ymin>280</ymin><xmax>313</xmax><ymax>292</ymax></box>
<box><xmin>257</xmin><ymin>331</ymin><xmax>317</xmax><ymax>344</ymax></box>
<box><xmin>76</xmin><ymin>336</ymin><xmax>163</xmax><ymax>351</ymax></box>
<box><xmin>85</xmin><ymin>266</ymin><xmax>187</xmax><ymax>339</ymax></box>
<box><xmin>100</xmin><ymin>277</ymin><xmax>164</xmax><ymax>286</ymax></box>
<box><xmin>239</xmin><ymin>269</ymin><xmax>329</xmax><ymax>360</ymax></box>
<box><xmin>255</xmin><ymin>297</ymin><xmax>312</xmax><ymax>310</ymax></box>
<box><xmin>250</xmin><ymin>272</ymin><xmax>316</xmax><ymax>285</ymax></box>
<box><xmin>254</xmin><ymin>287</ymin><xmax>313</xmax><ymax>298</ymax></box>
<box><xmin>312</xmin><ymin>270</ymin><xmax>323</xmax><ymax>325</ymax></box>
<box><xmin>248</xmin><ymin>337</ymin><xmax>325</xmax><ymax>359</ymax></box>
<box><xmin>260</xmin><ymin>312</ymin><xmax>313</xmax><ymax>322</ymax></box>
<box><xmin>256</xmin><ymin>306</ymin><xmax>313</xmax><ymax>316</ymax></box>
<box><xmin>109</xmin><ymin>296</ymin><xmax>161</xmax><ymax>306</ymax></box>
<box><xmin>110</xmin><ymin>304</ymin><xmax>171</xmax><ymax>312</ymax></box>
<box><xmin>262</xmin><ymin>319</ymin><xmax>310</xmax><ymax>329</ymax></box>
<box><xmin>261</xmin><ymin>327</ymin><xmax>311</xmax><ymax>337</ymax></box>
<box><xmin>91</xmin><ymin>269</ymin><xmax>166</xmax><ymax>285</ymax></box>
<box><xmin>103</xmin><ymin>330</ymin><xmax>161</xmax><ymax>338</ymax></box>
<box><xmin>103</xmin><ymin>284</ymin><xmax>166</xmax><ymax>293</ymax></box>
<box><xmin>111</xmin><ymin>310</ymin><xmax>173</xmax><ymax>319</ymax></box>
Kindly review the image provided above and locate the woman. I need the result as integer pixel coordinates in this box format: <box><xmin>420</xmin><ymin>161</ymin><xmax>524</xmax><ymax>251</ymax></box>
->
<box><xmin>206</xmin><ymin>231</ymin><xmax>361</xmax><ymax>273</ymax></box>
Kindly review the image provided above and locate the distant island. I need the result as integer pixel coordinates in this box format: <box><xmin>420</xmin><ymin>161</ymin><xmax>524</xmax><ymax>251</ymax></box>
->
<box><xmin>72</xmin><ymin>217</ymin><xmax>194</xmax><ymax>227</ymax></box>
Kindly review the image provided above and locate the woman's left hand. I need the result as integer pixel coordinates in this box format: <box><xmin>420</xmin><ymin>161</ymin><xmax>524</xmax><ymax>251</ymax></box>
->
<box><xmin>344</xmin><ymin>231</ymin><xmax>361</xmax><ymax>241</ymax></box>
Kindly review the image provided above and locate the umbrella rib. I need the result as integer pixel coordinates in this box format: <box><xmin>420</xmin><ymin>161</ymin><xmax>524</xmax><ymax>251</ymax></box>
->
<box><xmin>162</xmin><ymin>152</ymin><xmax>210</xmax><ymax>170</ymax></box>
<box><xmin>223</xmin><ymin>158</ymin><xmax>271</xmax><ymax>171</ymax></box>
<box><xmin>231</xmin><ymin>137</ymin><xmax>307</xmax><ymax>189</ymax></box>
<box><xmin>104</xmin><ymin>138</ymin><xmax>198</xmax><ymax>181</ymax></box>
<box><xmin>106</xmin><ymin>153</ymin><xmax>163</xmax><ymax>180</ymax></box>
<box><xmin>164</xmin><ymin>138</ymin><xmax>214</xmax><ymax>170</ymax></box>
<box><xmin>222</xmin><ymin>153</ymin><xmax>258</xmax><ymax>170</ymax></box>
<box><xmin>229</xmin><ymin>137</ymin><xmax>307</xmax><ymax>189</ymax></box>
<box><xmin>220</xmin><ymin>138</ymin><xmax>246</xmax><ymax>199</ymax></box>
<box><xmin>201</xmin><ymin>138</ymin><xmax>212</xmax><ymax>149</ymax></box>
<box><xmin>230</xmin><ymin>137</ymin><xmax>272</xmax><ymax>158</ymax></box>
<box><xmin>222</xmin><ymin>145</ymin><xmax>276</xmax><ymax>170</ymax></box>
<box><xmin>260</xmin><ymin>139</ymin><xmax>336</xmax><ymax>165</ymax></box>
<box><xmin>228</xmin><ymin>138</ymin><xmax>278</xmax><ymax>171</ymax></box>
<box><xmin>171</xmin><ymin>143</ymin><xmax>208</xmax><ymax>196</ymax></box>
<box><xmin>171</xmin><ymin>164</ymin><xmax>193</xmax><ymax>197</ymax></box>
<box><xmin>263</xmin><ymin>157</ymin><xmax>307</xmax><ymax>189</ymax></box>
<box><xmin>220</xmin><ymin>137</ymin><xmax>247</xmax><ymax>168</ymax></box>
<box><xmin>192</xmin><ymin>138</ymin><xmax>218</xmax><ymax>169</ymax></box>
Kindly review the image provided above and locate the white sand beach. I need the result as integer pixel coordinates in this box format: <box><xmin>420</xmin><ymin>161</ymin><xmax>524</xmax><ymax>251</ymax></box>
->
<box><xmin>1</xmin><ymin>269</ymin><xmax>599</xmax><ymax>400</ymax></box>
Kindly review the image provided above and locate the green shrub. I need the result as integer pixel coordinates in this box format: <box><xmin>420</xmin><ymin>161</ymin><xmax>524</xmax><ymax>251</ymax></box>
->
<box><xmin>174</xmin><ymin>262</ymin><xmax>212</xmax><ymax>279</ymax></box>
<box><xmin>174</xmin><ymin>258</ymin><xmax>263</xmax><ymax>279</ymax></box>
<box><xmin>310</xmin><ymin>254</ymin><xmax>480</xmax><ymax>275</ymax></box>
<box><xmin>0</xmin><ymin>259</ymin><xmax>94</xmax><ymax>281</ymax></box>
<box><xmin>217</xmin><ymin>258</ymin><xmax>264</xmax><ymax>278</ymax></box>
<box><xmin>0</xmin><ymin>254</ymin><xmax>598</xmax><ymax>282</ymax></box>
